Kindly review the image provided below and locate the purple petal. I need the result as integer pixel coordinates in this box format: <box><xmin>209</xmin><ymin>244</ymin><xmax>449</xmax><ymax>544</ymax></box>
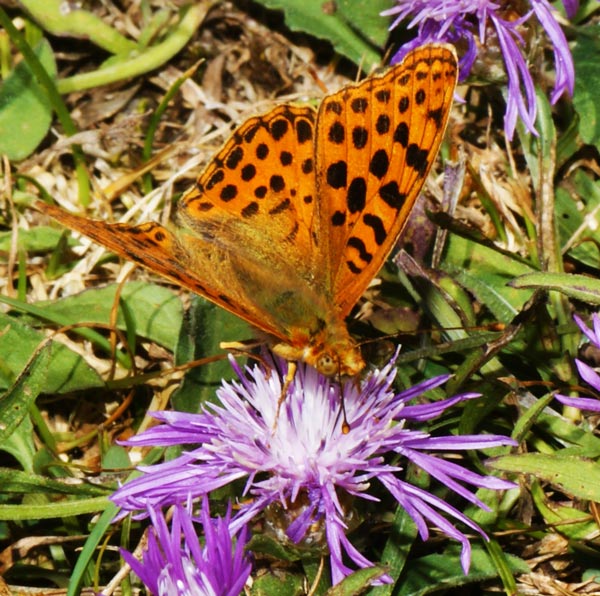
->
<box><xmin>491</xmin><ymin>13</ymin><xmax>538</xmax><ymax>138</ymax></box>
<box><xmin>575</xmin><ymin>360</ymin><xmax>600</xmax><ymax>392</ymax></box>
<box><xmin>561</xmin><ymin>0</ymin><xmax>579</xmax><ymax>19</ymax></box>
<box><xmin>556</xmin><ymin>394</ymin><xmax>600</xmax><ymax>411</ymax></box>
<box><xmin>530</xmin><ymin>0</ymin><xmax>575</xmax><ymax>102</ymax></box>
<box><xmin>401</xmin><ymin>392</ymin><xmax>481</xmax><ymax>421</ymax></box>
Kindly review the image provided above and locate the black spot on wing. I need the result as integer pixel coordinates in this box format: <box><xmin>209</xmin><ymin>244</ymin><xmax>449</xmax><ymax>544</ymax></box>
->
<box><xmin>369</xmin><ymin>149</ymin><xmax>389</xmax><ymax>179</ymax></box>
<box><xmin>375</xmin><ymin>114</ymin><xmax>390</xmax><ymax>135</ymax></box>
<box><xmin>406</xmin><ymin>143</ymin><xmax>429</xmax><ymax>175</ymax></box>
<box><xmin>352</xmin><ymin>126</ymin><xmax>368</xmax><ymax>149</ymax></box>
<box><xmin>327</xmin><ymin>161</ymin><xmax>347</xmax><ymax>189</ymax></box>
<box><xmin>256</xmin><ymin>143</ymin><xmax>269</xmax><ymax>160</ymax></box>
<box><xmin>346</xmin><ymin>260</ymin><xmax>362</xmax><ymax>274</ymax></box>
<box><xmin>193</xmin><ymin>201</ymin><xmax>214</xmax><ymax>212</ymax></box>
<box><xmin>351</xmin><ymin>97</ymin><xmax>368</xmax><ymax>113</ymax></box>
<box><xmin>331</xmin><ymin>210</ymin><xmax>346</xmax><ymax>226</ymax></box>
<box><xmin>375</xmin><ymin>89</ymin><xmax>391</xmax><ymax>103</ymax></box>
<box><xmin>226</xmin><ymin>147</ymin><xmax>244</xmax><ymax>169</ymax></box>
<box><xmin>269</xmin><ymin>198</ymin><xmax>291</xmax><ymax>215</ymax></box>
<box><xmin>243</xmin><ymin>124</ymin><xmax>259</xmax><ymax>143</ymax></box>
<box><xmin>428</xmin><ymin>107</ymin><xmax>444</xmax><ymax>128</ymax></box>
<box><xmin>270</xmin><ymin>118</ymin><xmax>289</xmax><ymax>141</ymax></box>
<box><xmin>296</xmin><ymin>118</ymin><xmax>313</xmax><ymax>144</ymax></box>
<box><xmin>329</xmin><ymin>121</ymin><xmax>345</xmax><ymax>144</ymax></box>
<box><xmin>220</xmin><ymin>185</ymin><xmax>237</xmax><ymax>202</ymax></box>
<box><xmin>241</xmin><ymin>164</ymin><xmax>256</xmax><ymax>181</ymax></box>
<box><xmin>379</xmin><ymin>181</ymin><xmax>406</xmax><ymax>210</ymax></box>
<box><xmin>241</xmin><ymin>202</ymin><xmax>259</xmax><ymax>218</ymax></box>
<box><xmin>363</xmin><ymin>213</ymin><xmax>387</xmax><ymax>245</ymax></box>
<box><xmin>347</xmin><ymin>177</ymin><xmax>366</xmax><ymax>213</ymax></box>
<box><xmin>270</xmin><ymin>175</ymin><xmax>285</xmax><ymax>192</ymax></box>
<box><xmin>206</xmin><ymin>169</ymin><xmax>224</xmax><ymax>190</ymax></box>
<box><xmin>393</xmin><ymin>122</ymin><xmax>409</xmax><ymax>147</ymax></box>
<box><xmin>325</xmin><ymin>100</ymin><xmax>342</xmax><ymax>115</ymax></box>
<box><xmin>347</xmin><ymin>236</ymin><xmax>373</xmax><ymax>264</ymax></box>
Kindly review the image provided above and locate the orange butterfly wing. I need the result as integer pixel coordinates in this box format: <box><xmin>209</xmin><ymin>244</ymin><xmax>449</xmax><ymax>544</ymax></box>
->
<box><xmin>315</xmin><ymin>44</ymin><xmax>458</xmax><ymax>317</ymax></box>
<box><xmin>35</xmin><ymin>202</ymin><xmax>287</xmax><ymax>341</ymax></box>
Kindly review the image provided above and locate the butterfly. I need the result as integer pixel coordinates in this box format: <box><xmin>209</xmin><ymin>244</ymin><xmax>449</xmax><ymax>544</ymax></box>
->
<box><xmin>37</xmin><ymin>44</ymin><xmax>458</xmax><ymax>378</ymax></box>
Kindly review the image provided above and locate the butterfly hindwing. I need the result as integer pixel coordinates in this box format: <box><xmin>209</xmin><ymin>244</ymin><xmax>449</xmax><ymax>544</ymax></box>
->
<box><xmin>36</xmin><ymin>201</ymin><xmax>304</xmax><ymax>342</ymax></box>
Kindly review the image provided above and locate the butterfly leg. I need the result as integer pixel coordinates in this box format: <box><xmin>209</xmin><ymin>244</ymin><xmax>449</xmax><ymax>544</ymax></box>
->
<box><xmin>274</xmin><ymin>360</ymin><xmax>297</xmax><ymax>427</ymax></box>
<box><xmin>219</xmin><ymin>339</ymin><xmax>274</xmax><ymax>372</ymax></box>
<box><xmin>219</xmin><ymin>339</ymin><xmax>263</xmax><ymax>352</ymax></box>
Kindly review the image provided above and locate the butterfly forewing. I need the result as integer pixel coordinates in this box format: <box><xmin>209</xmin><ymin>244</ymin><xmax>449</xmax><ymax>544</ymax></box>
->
<box><xmin>315</xmin><ymin>44</ymin><xmax>458</xmax><ymax>317</ymax></box>
<box><xmin>179</xmin><ymin>105</ymin><xmax>324</xmax><ymax>288</ymax></box>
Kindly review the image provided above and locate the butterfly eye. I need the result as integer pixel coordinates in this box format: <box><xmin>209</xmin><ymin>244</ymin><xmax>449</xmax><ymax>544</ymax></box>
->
<box><xmin>317</xmin><ymin>353</ymin><xmax>337</xmax><ymax>377</ymax></box>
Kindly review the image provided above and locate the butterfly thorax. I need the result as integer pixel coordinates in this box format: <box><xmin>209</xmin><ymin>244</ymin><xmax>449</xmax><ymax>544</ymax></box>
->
<box><xmin>273</xmin><ymin>320</ymin><xmax>365</xmax><ymax>378</ymax></box>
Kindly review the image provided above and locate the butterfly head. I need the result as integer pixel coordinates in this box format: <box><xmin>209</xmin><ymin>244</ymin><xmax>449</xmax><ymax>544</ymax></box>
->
<box><xmin>274</xmin><ymin>323</ymin><xmax>365</xmax><ymax>378</ymax></box>
<box><xmin>307</xmin><ymin>326</ymin><xmax>365</xmax><ymax>378</ymax></box>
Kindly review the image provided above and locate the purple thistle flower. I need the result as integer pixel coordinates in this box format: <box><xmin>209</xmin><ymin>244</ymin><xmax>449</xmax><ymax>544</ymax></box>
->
<box><xmin>121</xmin><ymin>499</ymin><xmax>252</xmax><ymax>596</ymax></box>
<box><xmin>556</xmin><ymin>313</ymin><xmax>600</xmax><ymax>411</ymax></box>
<box><xmin>382</xmin><ymin>0</ymin><xmax>576</xmax><ymax>140</ymax></box>
<box><xmin>112</xmin><ymin>354</ymin><xmax>516</xmax><ymax>585</ymax></box>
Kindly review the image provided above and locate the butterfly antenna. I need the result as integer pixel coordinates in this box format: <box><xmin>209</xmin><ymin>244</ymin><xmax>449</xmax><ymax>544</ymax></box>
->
<box><xmin>335</xmin><ymin>358</ymin><xmax>351</xmax><ymax>434</ymax></box>
<box><xmin>354</xmin><ymin>321</ymin><xmax>506</xmax><ymax>349</ymax></box>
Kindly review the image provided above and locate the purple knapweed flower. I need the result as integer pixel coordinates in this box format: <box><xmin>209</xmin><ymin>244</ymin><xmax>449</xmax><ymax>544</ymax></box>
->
<box><xmin>120</xmin><ymin>499</ymin><xmax>251</xmax><ymax>596</ymax></box>
<box><xmin>382</xmin><ymin>0</ymin><xmax>576</xmax><ymax>140</ymax></box>
<box><xmin>112</xmin><ymin>353</ymin><xmax>516</xmax><ymax>585</ymax></box>
<box><xmin>556</xmin><ymin>313</ymin><xmax>600</xmax><ymax>411</ymax></box>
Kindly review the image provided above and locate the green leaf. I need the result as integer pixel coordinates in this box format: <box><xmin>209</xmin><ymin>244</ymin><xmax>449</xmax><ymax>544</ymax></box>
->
<box><xmin>0</xmin><ymin>311</ymin><xmax>102</xmax><ymax>393</ymax></box>
<box><xmin>171</xmin><ymin>298</ymin><xmax>252</xmax><ymax>412</ymax></box>
<box><xmin>0</xmin><ymin>415</ymin><xmax>36</xmax><ymax>472</ymax></box>
<box><xmin>101</xmin><ymin>444</ymin><xmax>131</xmax><ymax>470</ymax></box>
<box><xmin>556</xmin><ymin>172</ymin><xmax>600</xmax><ymax>268</ymax></box>
<box><xmin>0</xmin><ymin>342</ymin><xmax>49</xmax><ymax>442</ymax></box>
<box><xmin>572</xmin><ymin>30</ymin><xmax>600</xmax><ymax>145</ymax></box>
<box><xmin>0</xmin><ymin>468</ymin><xmax>109</xmax><ymax>497</ymax></box>
<box><xmin>0</xmin><ymin>496</ymin><xmax>110</xmax><ymax>520</ymax></box>
<box><xmin>511</xmin><ymin>271</ymin><xmax>600</xmax><ymax>305</ymax></box>
<box><xmin>249</xmin><ymin>567</ymin><xmax>305</xmax><ymax>596</ymax></box>
<box><xmin>36</xmin><ymin>281</ymin><xmax>183</xmax><ymax>351</ymax></box>
<box><xmin>247</xmin><ymin>534</ymin><xmax>301</xmax><ymax>563</ymax></box>
<box><xmin>336</xmin><ymin>0</ymin><xmax>395</xmax><ymax>49</ymax></box>
<box><xmin>252</xmin><ymin>0</ymin><xmax>393</xmax><ymax>70</ymax></box>
<box><xmin>394</xmin><ymin>545</ymin><xmax>528</xmax><ymax>595</ymax></box>
<box><xmin>441</xmin><ymin>234</ymin><xmax>536</xmax><ymax>322</ymax></box>
<box><xmin>530</xmin><ymin>481</ymin><xmax>597</xmax><ymax>541</ymax></box>
<box><xmin>0</xmin><ymin>38</ymin><xmax>56</xmax><ymax>160</ymax></box>
<box><xmin>0</xmin><ymin>282</ymin><xmax>183</xmax><ymax>393</ymax></box>
<box><xmin>490</xmin><ymin>453</ymin><xmax>600</xmax><ymax>503</ymax></box>
<box><xmin>327</xmin><ymin>567</ymin><xmax>387</xmax><ymax>595</ymax></box>
<box><xmin>0</xmin><ymin>226</ymin><xmax>77</xmax><ymax>253</ymax></box>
